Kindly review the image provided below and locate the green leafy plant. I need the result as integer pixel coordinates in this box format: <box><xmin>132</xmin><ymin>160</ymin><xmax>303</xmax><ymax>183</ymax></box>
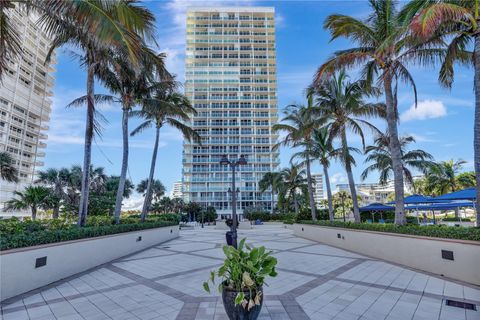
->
<box><xmin>0</xmin><ymin>214</ymin><xmax>180</xmax><ymax>250</ymax></box>
<box><xmin>298</xmin><ymin>221</ymin><xmax>480</xmax><ymax>241</ymax></box>
<box><xmin>203</xmin><ymin>239</ymin><xmax>278</xmax><ymax>310</ymax></box>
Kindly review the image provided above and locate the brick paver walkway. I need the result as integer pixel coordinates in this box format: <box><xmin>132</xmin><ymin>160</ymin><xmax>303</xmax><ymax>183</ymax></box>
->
<box><xmin>1</xmin><ymin>224</ymin><xmax>479</xmax><ymax>320</ymax></box>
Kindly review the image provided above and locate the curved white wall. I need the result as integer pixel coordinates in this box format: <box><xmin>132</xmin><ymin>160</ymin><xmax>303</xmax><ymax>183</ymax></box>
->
<box><xmin>293</xmin><ymin>224</ymin><xmax>480</xmax><ymax>285</ymax></box>
<box><xmin>0</xmin><ymin>226</ymin><xmax>179</xmax><ymax>301</ymax></box>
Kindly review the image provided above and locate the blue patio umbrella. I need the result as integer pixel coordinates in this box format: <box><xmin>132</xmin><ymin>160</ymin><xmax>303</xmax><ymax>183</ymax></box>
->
<box><xmin>405</xmin><ymin>202</ymin><xmax>473</xmax><ymax>210</ymax></box>
<box><xmin>432</xmin><ymin>188</ymin><xmax>476</xmax><ymax>201</ymax></box>
<box><xmin>387</xmin><ymin>194</ymin><xmax>433</xmax><ymax>205</ymax></box>
<box><xmin>359</xmin><ymin>203</ymin><xmax>395</xmax><ymax>212</ymax></box>
<box><xmin>359</xmin><ymin>203</ymin><xmax>394</xmax><ymax>222</ymax></box>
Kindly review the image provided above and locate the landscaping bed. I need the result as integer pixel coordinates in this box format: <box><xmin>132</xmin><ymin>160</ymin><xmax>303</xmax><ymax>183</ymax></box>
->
<box><xmin>0</xmin><ymin>214</ymin><xmax>180</xmax><ymax>251</ymax></box>
<box><xmin>298</xmin><ymin>220</ymin><xmax>480</xmax><ymax>241</ymax></box>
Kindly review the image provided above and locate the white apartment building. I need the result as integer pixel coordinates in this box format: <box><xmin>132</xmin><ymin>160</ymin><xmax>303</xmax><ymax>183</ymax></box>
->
<box><xmin>336</xmin><ymin>179</ymin><xmax>416</xmax><ymax>205</ymax></box>
<box><xmin>0</xmin><ymin>8</ymin><xmax>55</xmax><ymax>216</ymax></box>
<box><xmin>182</xmin><ymin>7</ymin><xmax>279</xmax><ymax>218</ymax></box>
<box><xmin>311</xmin><ymin>173</ymin><xmax>325</xmax><ymax>207</ymax></box>
<box><xmin>170</xmin><ymin>181</ymin><xmax>183</xmax><ymax>199</ymax></box>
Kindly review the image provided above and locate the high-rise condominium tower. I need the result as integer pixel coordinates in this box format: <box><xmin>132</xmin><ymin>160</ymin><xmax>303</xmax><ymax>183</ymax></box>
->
<box><xmin>182</xmin><ymin>7</ymin><xmax>279</xmax><ymax>218</ymax></box>
<box><xmin>0</xmin><ymin>8</ymin><xmax>55</xmax><ymax>216</ymax></box>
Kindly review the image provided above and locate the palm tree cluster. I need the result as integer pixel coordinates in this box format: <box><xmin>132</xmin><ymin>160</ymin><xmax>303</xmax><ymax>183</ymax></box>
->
<box><xmin>1</xmin><ymin>1</ymin><xmax>199</xmax><ymax>225</ymax></box>
<box><xmin>4</xmin><ymin>166</ymin><xmax>134</xmax><ymax>220</ymax></box>
<box><xmin>263</xmin><ymin>0</ymin><xmax>480</xmax><ymax>225</ymax></box>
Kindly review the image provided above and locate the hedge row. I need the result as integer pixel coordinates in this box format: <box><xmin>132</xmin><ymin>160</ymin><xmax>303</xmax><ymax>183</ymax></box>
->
<box><xmin>0</xmin><ymin>220</ymin><xmax>178</xmax><ymax>251</ymax></box>
<box><xmin>298</xmin><ymin>220</ymin><xmax>480</xmax><ymax>241</ymax></box>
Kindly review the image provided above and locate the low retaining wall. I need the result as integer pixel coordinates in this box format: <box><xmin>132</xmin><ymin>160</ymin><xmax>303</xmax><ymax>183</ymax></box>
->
<box><xmin>292</xmin><ymin>224</ymin><xmax>480</xmax><ymax>285</ymax></box>
<box><xmin>0</xmin><ymin>225</ymin><xmax>179</xmax><ymax>301</ymax></box>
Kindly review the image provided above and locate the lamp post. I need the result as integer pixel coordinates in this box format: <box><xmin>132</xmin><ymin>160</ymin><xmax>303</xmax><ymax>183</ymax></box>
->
<box><xmin>220</xmin><ymin>154</ymin><xmax>247</xmax><ymax>249</ymax></box>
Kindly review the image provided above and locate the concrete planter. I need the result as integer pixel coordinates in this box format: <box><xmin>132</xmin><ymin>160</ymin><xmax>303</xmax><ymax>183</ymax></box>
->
<box><xmin>0</xmin><ymin>225</ymin><xmax>179</xmax><ymax>301</ymax></box>
<box><xmin>293</xmin><ymin>224</ymin><xmax>480</xmax><ymax>285</ymax></box>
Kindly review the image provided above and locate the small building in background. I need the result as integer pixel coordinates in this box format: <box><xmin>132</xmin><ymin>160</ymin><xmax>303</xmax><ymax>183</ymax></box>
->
<box><xmin>170</xmin><ymin>181</ymin><xmax>183</xmax><ymax>199</ymax></box>
<box><xmin>311</xmin><ymin>173</ymin><xmax>325</xmax><ymax>208</ymax></box>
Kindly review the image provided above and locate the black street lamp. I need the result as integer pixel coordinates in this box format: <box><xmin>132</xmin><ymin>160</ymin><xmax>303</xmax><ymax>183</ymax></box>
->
<box><xmin>220</xmin><ymin>154</ymin><xmax>247</xmax><ymax>249</ymax></box>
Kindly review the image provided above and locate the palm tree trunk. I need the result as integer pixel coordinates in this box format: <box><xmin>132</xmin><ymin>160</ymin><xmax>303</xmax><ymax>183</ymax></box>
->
<box><xmin>305</xmin><ymin>151</ymin><xmax>317</xmax><ymax>220</ymax></box>
<box><xmin>32</xmin><ymin>206</ymin><xmax>37</xmax><ymax>221</ymax></box>
<box><xmin>78</xmin><ymin>62</ymin><xmax>95</xmax><ymax>227</ymax></box>
<box><xmin>271</xmin><ymin>189</ymin><xmax>275</xmax><ymax>214</ymax></box>
<box><xmin>114</xmin><ymin>106</ymin><xmax>130</xmax><ymax>224</ymax></box>
<box><xmin>53</xmin><ymin>205</ymin><xmax>60</xmax><ymax>219</ymax></box>
<box><xmin>323</xmin><ymin>164</ymin><xmax>334</xmax><ymax>221</ymax></box>
<box><xmin>293</xmin><ymin>193</ymin><xmax>299</xmax><ymax>214</ymax></box>
<box><xmin>141</xmin><ymin>126</ymin><xmax>160</xmax><ymax>222</ymax></box>
<box><xmin>475</xmin><ymin>34</ymin><xmax>480</xmax><ymax>227</ymax></box>
<box><xmin>383</xmin><ymin>72</ymin><xmax>406</xmax><ymax>225</ymax></box>
<box><xmin>341</xmin><ymin>130</ymin><xmax>360</xmax><ymax>222</ymax></box>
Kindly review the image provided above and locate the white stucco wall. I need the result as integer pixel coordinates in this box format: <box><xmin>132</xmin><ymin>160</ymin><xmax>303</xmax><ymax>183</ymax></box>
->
<box><xmin>292</xmin><ymin>224</ymin><xmax>480</xmax><ymax>285</ymax></box>
<box><xmin>0</xmin><ymin>226</ymin><xmax>179</xmax><ymax>301</ymax></box>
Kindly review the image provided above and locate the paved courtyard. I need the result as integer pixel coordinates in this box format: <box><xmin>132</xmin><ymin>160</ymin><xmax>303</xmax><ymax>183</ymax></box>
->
<box><xmin>1</xmin><ymin>224</ymin><xmax>480</xmax><ymax>320</ymax></box>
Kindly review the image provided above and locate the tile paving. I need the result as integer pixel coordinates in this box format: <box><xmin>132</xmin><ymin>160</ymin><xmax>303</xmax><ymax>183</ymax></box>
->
<box><xmin>1</xmin><ymin>224</ymin><xmax>479</xmax><ymax>319</ymax></box>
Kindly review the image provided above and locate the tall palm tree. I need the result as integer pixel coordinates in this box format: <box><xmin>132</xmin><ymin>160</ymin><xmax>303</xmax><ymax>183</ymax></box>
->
<box><xmin>273</xmin><ymin>99</ymin><xmax>319</xmax><ymax>220</ymax></box>
<box><xmin>131</xmin><ymin>90</ymin><xmax>199</xmax><ymax>221</ymax></box>
<box><xmin>315</xmin><ymin>0</ymin><xmax>444</xmax><ymax>225</ymax></box>
<box><xmin>278</xmin><ymin>164</ymin><xmax>307</xmax><ymax>214</ymax></box>
<box><xmin>43</xmin><ymin>1</ymin><xmax>156</xmax><ymax>227</ymax></box>
<box><xmin>73</xmin><ymin>48</ymin><xmax>169</xmax><ymax>224</ymax></box>
<box><xmin>401</xmin><ymin>0</ymin><xmax>479</xmax><ymax>224</ymax></box>
<box><xmin>35</xmin><ymin>168</ymin><xmax>70</xmax><ymax>218</ymax></box>
<box><xmin>136</xmin><ymin>179</ymin><xmax>166</xmax><ymax>205</ymax></box>
<box><xmin>426</xmin><ymin>159</ymin><xmax>467</xmax><ymax>195</ymax></box>
<box><xmin>309</xmin><ymin>70</ymin><xmax>384</xmax><ymax>223</ymax></box>
<box><xmin>0</xmin><ymin>151</ymin><xmax>18</xmax><ymax>182</ymax></box>
<box><xmin>292</xmin><ymin>127</ymin><xmax>339</xmax><ymax>221</ymax></box>
<box><xmin>4</xmin><ymin>186</ymin><xmax>51</xmax><ymax>220</ymax></box>
<box><xmin>361</xmin><ymin>133</ymin><xmax>435</xmax><ymax>186</ymax></box>
<box><xmin>259</xmin><ymin>172</ymin><xmax>282</xmax><ymax>214</ymax></box>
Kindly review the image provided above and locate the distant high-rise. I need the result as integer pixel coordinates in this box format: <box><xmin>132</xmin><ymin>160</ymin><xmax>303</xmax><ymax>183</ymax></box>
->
<box><xmin>0</xmin><ymin>8</ymin><xmax>55</xmax><ymax>216</ymax></box>
<box><xmin>312</xmin><ymin>173</ymin><xmax>325</xmax><ymax>207</ymax></box>
<box><xmin>182</xmin><ymin>7</ymin><xmax>279</xmax><ymax>218</ymax></box>
<box><xmin>170</xmin><ymin>181</ymin><xmax>183</xmax><ymax>199</ymax></box>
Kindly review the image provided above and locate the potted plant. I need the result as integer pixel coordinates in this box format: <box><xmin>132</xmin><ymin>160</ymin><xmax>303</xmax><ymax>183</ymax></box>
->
<box><xmin>203</xmin><ymin>239</ymin><xmax>278</xmax><ymax>320</ymax></box>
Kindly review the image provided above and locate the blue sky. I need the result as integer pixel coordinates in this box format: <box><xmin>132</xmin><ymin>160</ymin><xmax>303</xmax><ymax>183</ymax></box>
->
<box><xmin>44</xmin><ymin>0</ymin><xmax>475</xmax><ymax>208</ymax></box>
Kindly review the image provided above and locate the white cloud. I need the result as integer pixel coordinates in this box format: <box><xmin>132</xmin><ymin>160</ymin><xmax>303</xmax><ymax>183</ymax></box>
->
<box><xmin>122</xmin><ymin>194</ymin><xmax>144</xmax><ymax>211</ymax></box>
<box><xmin>330</xmin><ymin>172</ymin><xmax>347</xmax><ymax>185</ymax></box>
<box><xmin>400</xmin><ymin>100</ymin><xmax>447</xmax><ymax>122</ymax></box>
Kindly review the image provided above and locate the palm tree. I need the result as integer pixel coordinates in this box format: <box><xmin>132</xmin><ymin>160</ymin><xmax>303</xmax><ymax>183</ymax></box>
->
<box><xmin>315</xmin><ymin>0</ymin><xmax>444</xmax><ymax>225</ymax></box>
<box><xmin>73</xmin><ymin>47</ymin><xmax>169</xmax><ymax>224</ymax></box>
<box><xmin>43</xmin><ymin>1</ymin><xmax>156</xmax><ymax>227</ymax></box>
<box><xmin>456</xmin><ymin>172</ymin><xmax>476</xmax><ymax>189</ymax></box>
<box><xmin>278</xmin><ymin>164</ymin><xmax>307</xmax><ymax>214</ymax></box>
<box><xmin>361</xmin><ymin>133</ymin><xmax>435</xmax><ymax>186</ymax></box>
<box><xmin>136</xmin><ymin>179</ymin><xmax>166</xmax><ymax>205</ymax></box>
<box><xmin>426</xmin><ymin>159</ymin><xmax>467</xmax><ymax>195</ymax></box>
<box><xmin>4</xmin><ymin>186</ymin><xmax>51</xmax><ymax>220</ymax></box>
<box><xmin>259</xmin><ymin>172</ymin><xmax>282</xmax><ymax>214</ymax></box>
<box><xmin>273</xmin><ymin>99</ymin><xmax>319</xmax><ymax>220</ymax></box>
<box><xmin>401</xmin><ymin>0</ymin><xmax>479</xmax><ymax>224</ymax></box>
<box><xmin>309</xmin><ymin>70</ymin><xmax>384</xmax><ymax>223</ymax></box>
<box><xmin>35</xmin><ymin>168</ymin><xmax>70</xmax><ymax>218</ymax></box>
<box><xmin>131</xmin><ymin>89</ymin><xmax>199</xmax><ymax>221</ymax></box>
<box><xmin>292</xmin><ymin>127</ymin><xmax>339</xmax><ymax>221</ymax></box>
<box><xmin>1</xmin><ymin>1</ymin><xmax>156</xmax><ymax>81</ymax></box>
<box><xmin>0</xmin><ymin>151</ymin><xmax>18</xmax><ymax>182</ymax></box>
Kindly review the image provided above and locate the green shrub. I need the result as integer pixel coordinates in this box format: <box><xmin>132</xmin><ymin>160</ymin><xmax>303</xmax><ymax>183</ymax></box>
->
<box><xmin>295</xmin><ymin>208</ymin><xmax>329</xmax><ymax>222</ymax></box>
<box><xmin>298</xmin><ymin>220</ymin><xmax>480</xmax><ymax>241</ymax></box>
<box><xmin>0</xmin><ymin>215</ymin><xmax>180</xmax><ymax>250</ymax></box>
